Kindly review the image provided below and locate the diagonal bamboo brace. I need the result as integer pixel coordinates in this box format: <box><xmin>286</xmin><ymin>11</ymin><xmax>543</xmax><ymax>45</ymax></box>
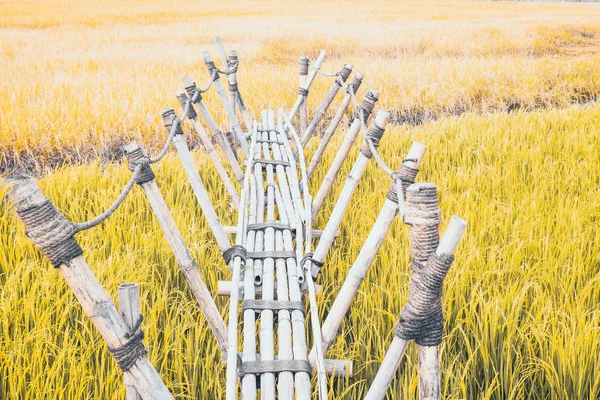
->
<box><xmin>308</xmin><ymin>142</ymin><xmax>426</xmax><ymax>366</ymax></box>
<box><xmin>310</xmin><ymin>109</ymin><xmax>391</xmax><ymax>278</ymax></box>
<box><xmin>118</xmin><ymin>283</ymin><xmax>143</xmax><ymax>400</ymax></box>
<box><xmin>165</xmin><ymin>105</ymin><xmax>240</xmax><ymax>210</ymax></box>
<box><xmin>298</xmin><ymin>56</ymin><xmax>309</xmax><ymax>136</ymax></box>
<box><xmin>300</xmin><ymin>64</ymin><xmax>353</xmax><ymax>147</ymax></box>
<box><xmin>124</xmin><ymin>142</ymin><xmax>228</xmax><ymax>357</ymax></box>
<box><xmin>8</xmin><ymin>179</ymin><xmax>173</xmax><ymax>400</ymax></box>
<box><xmin>202</xmin><ymin>51</ymin><xmax>250</xmax><ymax>156</ymax></box>
<box><xmin>182</xmin><ymin>76</ymin><xmax>244</xmax><ymax>182</ymax></box>
<box><xmin>306</xmin><ymin>72</ymin><xmax>364</xmax><ymax>182</ymax></box>
<box><xmin>311</xmin><ymin>89</ymin><xmax>379</xmax><ymax>219</ymax></box>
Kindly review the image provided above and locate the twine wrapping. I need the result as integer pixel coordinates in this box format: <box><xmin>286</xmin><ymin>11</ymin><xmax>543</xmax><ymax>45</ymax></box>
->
<box><xmin>360</xmin><ymin>124</ymin><xmax>386</xmax><ymax>159</ymax></box>
<box><xmin>108</xmin><ymin>315</ymin><xmax>148</xmax><ymax>372</ymax></box>
<box><xmin>238</xmin><ymin>360</ymin><xmax>312</xmax><ymax>378</ymax></box>
<box><xmin>301</xmin><ymin>252</ymin><xmax>324</xmax><ymax>269</ymax></box>
<box><xmin>298</xmin><ymin>56</ymin><xmax>309</xmax><ymax>76</ymax></box>
<box><xmin>16</xmin><ymin>198</ymin><xmax>82</xmax><ymax>268</ymax></box>
<box><xmin>352</xmin><ymin>90</ymin><xmax>379</xmax><ymax>125</ymax></box>
<box><xmin>247</xmin><ymin>251</ymin><xmax>296</xmax><ymax>260</ymax></box>
<box><xmin>395</xmin><ymin>184</ymin><xmax>452</xmax><ymax>346</ymax></box>
<box><xmin>299</xmin><ymin>87</ymin><xmax>309</xmax><ymax>97</ymax></box>
<box><xmin>162</xmin><ymin>108</ymin><xmax>186</xmax><ymax>134</ymax></box>
<box><xmin>124</xmin><ymin>147</ymin><xmax>155</xmax><ymax>185</ymax></box>
<box><xmin>175</xmin><ymin>93</ymin><xmax>198</xmax><ymax>120</ymax></box>
<box><xmin>386</xmin><ymin>163</ymin><xmax>420</xmax><ymax>203</ymax></box>
<box><xmin>223</xmin><ymin>245</ymin><xmax>248</xmax><ymax>265</ymax></box>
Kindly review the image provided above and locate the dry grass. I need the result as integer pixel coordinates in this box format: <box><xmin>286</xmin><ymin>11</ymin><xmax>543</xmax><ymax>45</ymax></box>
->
<box><xmin>1</xmin><ymin>0</ymin><xmax>600</xmax><ymax>399</ymax></box>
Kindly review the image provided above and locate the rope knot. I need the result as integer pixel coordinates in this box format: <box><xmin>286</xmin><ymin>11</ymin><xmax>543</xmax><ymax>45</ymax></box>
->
<box><xmin>360</xmin><ymin>124</ymin><xmax>385</xmax><ymax>158</ymax></box>
<box><xmin>162</xmin><ymin>108</ymin><xmax>187</xmax><ymax>133</ymax></box>
<box><xmin>223</xmin><ymin>245</ymin><xmax>248</xmax><ymax>265</ymax></box>
<box><xmin>387</xmin><ymin>164</ymin><xmax>420</xmax><ymax>204</ymax></box>
<box><xmin>299</xmin><ymin>87</ymin><xmax>309</xmax><ymax>97</ymax></box>
<box><xmin>108</xmin><ymin>315</ymin><xmax>148</xmax><ymax>372</ymax></box>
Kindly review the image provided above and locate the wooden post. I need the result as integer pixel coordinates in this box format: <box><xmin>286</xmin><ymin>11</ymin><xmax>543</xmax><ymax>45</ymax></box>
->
<box><xmin>364</xmin><ymin>216</ymin><xmax>467</xmax><ymax>400</ymax></box>
<box><xmin>8</xmin><ymin>179</ymin><xmax>173</xmax><ymax>400</ymax></box>
<box><xmin>298</xmin><ymin>56</ymin><xmax>309</xmax><ymax>137</ymax></box>
<box><xmin>310</xmin><ymin>110</ymin><xmax>391</xmax><ymax>278</ymax></box>
<box><xmin>311</xmin><ymin>90</ymin><xmax>380</xmax><ymax>219</ymax></box>
<box><xmin>123</xmin><ymin>142</ymin><xmax>228</xmax><ymax>357</ymax></box>
<box><xmin>166</xmin><ymin>105</ymin><xmax>240</xmax><ymax>211</ymax></box>
<box><xmin>118</xmin><ymin>283</ymin><xmax>143</xmax><ymax>400</ymax></box>
<box><xmin>306</xmin><ymin>72</ymin><xmax>364</xmax><ymax>181</ymax></box>
<box><xmin>165</xmin><ymin>110</ymin><xmax>231</xmax><ymax>253</ymax></box>
<box><xmin>309</xmin><ymin>143</ymin><xmax>426</xmax><ymax>365</ymax></box>
<box><xmin>288</xmin><ymin>50</ymin><xmax>326</xmax><ymax>122</ymax></box>
<box><xmin>300</xmin><ymin>64</ymin><xmax>352</xmax><ymax>147</ymax></box>
<box><xmin>201</xmin><ymin>51</ymin><xmax>250</xmax><ymax>156</ymax></box>
<box><xmin>214</xmin><ymin>37</ymin><xmax>253</xmax><ymax>131</ymax></box>
<box><xmin>181</xmin><ymin>76</ymin><xmax>244</xmax><ymax>183</ymax></box>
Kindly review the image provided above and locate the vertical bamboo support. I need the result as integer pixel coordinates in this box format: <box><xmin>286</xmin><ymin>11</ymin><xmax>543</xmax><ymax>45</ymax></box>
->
<box><xmin>8</xmin><ymin>180</ymin><xmax>173</xmax><ymax>400</ymax></box>
<box><xmin>123</xmin><ymin>142</ymin><xmax>228</xmax><ymax>357</ymax></box>
<box><xmin>306</xmin><ymin>72</ymin><xmax>364</xmax><ymax>181</ymax></box>
<box><xmin>165</xmin><ymin>105</ymin><xmax>240</xmax><ymax>211</ymax></box>
<box><xmin>118</xmin><ymin>283</ymin><xmax>143</xmax><ymax>400</ymax></box>
<box><xmin>311</xmin><ymin>89</ymin><xmax>380</xmax><ymax>219</ymax></box>
<box><xmin>309</xmin><ymin>143</ymin><xmax>426</xmax><ymax>364</ymax></box>
<box><xmin>298</xmin><ymin>56</ymin><xmax>309</xmax><ymax>136</ymax></box>
<box><xmin>214</xmin><ymin>36</ymin><xmax>253</xmax><ymax>130</ymax></box>
<box><xmin>364</xmin><ymin>216</ymin><xmax>467</xmax><ymax>400</ymax></box>
<box><xmin>202</xmin><ymin>51</ymin><xmax>250</xmax><ymax>156</ymax></box>
<box><xmin>288</xmin><ymin>50</ymin><xmax>326</xmax><ymax>122</ymax></box>
<box><xmin>300</xmin><ymin>64</ymin><xmax>352</xmax><ymax>147</ymax></box>
<box><xmin>164</xmin><ymin>110</ymin><xmax>231</xmax><ymax>253</ymax></box>
<box><xmin>181</xmin><ymin>76</ymin><xmax>244</xmax><ymax>182</ymax></box>
<box><xmin>310</xmin><ymin>110</ymin><xmax>391</xmax><ymax>278</ymax></box>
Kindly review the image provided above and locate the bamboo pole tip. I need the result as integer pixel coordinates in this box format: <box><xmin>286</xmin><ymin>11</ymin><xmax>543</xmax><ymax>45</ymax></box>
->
<box><xmin>182</xmin><ymin>75</ymin><xmax>195</xmax><ymax>89</ymax></box>
<box><xmin>6</xmin><ymin>177</ymin><xmax>45</xmax><ymax>210</ymax></box>
<box><xmin>175</xmin><ymin>87</ymin><xmax>187</xmax><ymax>97</ymax></box>
<box><xmin>123</xmin><ymin>141</ymin><xmax>141</xmax><ymax>154</ymax></box>
<box><xmin>214</xmin><ymin>35</ymin><xmax>222</xmax><ymax>43</ymax></box>
<box><xmin>437</xmin><ymin>216</ymin><xmax>467</xmax><ymax>256</ymax></box>
<box><xmin>374</xmin><ymin>109</ymin><xmax>390</xmax><ymax>128</ymax></box>
<box><xmin>202</xmin><ymin>51</ymin><xmax>213</xmax><ymax>62</ymax></box>
<box><xmin>118</xmin><ymin>283</ymin><xmax>138</xmax><ymax>290</ymax></box>
<box><xmin>229</xmin><ymin>49</ymin><xmax>237</xmax><ymax>57</ymax></box>
<box><xmin>354</xmin><ymin>71</ymin><xmax>364</xmax><ymax>81</ymax></box>
<box><xmin>404</xmin><ymin>142</ymin><xmax>427</xmax><ymax>167</ymax></box>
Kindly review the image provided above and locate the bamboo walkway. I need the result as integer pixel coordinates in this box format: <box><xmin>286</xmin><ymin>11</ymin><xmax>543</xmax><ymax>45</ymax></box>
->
<box><xmin>7</xmin><ymin>38</ymin><xmax>467</xmax><ymax>400</ymax></box>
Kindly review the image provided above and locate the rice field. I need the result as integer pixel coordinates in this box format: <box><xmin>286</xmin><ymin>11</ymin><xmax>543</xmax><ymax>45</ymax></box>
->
<box><xmin>1</xmin><ymin>0</ymin><xmax>599</xmax><ymax>399</ymax></box>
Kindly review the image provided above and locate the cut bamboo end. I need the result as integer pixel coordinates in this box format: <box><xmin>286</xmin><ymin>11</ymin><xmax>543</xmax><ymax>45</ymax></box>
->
<box><xmin>374</xmin><ymin>109</ymin><xmax>390</xmax><ymax>129</ymax></box>
<box><xmin>202</xmin><ymin>51</ymin><xmax>213</xmax><ymax>63</ymax></box>
<box><xmin>436</xmin><ymin>216</ymin><xmax>467</xmax><ymax>256</ymax></box>
<box><xmin>405</xmin><ymin>142</ymin><xmax>427</xmax><ymax>168</ymax></box>
<box><xmin>182</xmin><ymin>75</ymin><xmax>195</xmax><ymax>89</ymax></box>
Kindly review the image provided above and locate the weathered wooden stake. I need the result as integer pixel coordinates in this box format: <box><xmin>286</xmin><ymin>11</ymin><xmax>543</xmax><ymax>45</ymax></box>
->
<box><xmin>124</xmin><ymin>142</ymin><xmax>228</xmax><ymax>357</ymax></box>
<box><xmin>118</xmin><ymin>283</ymin><xmax>143</xmax><ymax>400</ymax></box>
<box><xmin>181</xmin><ymin>76</ymin><xmax>244</xmax><ymax>182</ymax></box>
<box><xmin>300</xmin><ymin>64</ymin><xmax>352</xmax><ymax>147</ymax></box>
<box><xmin>364</xmin><ymin>216</ymin><xmax>467</xmax><ymax>400</ymax></box>
<box><xmin>311</xmin><ymin>90</ymin><xmax>379</xmax><ymax>219</ymax></box>
<box><xmin>8</xmin><ymin>179</ymin><xmax>173</xmax><ymax>400</ymax></box>
<box><xmin>201</xmin><ymin>51</ymin><xmax>250</xmax><ymax>156</ymax></box>
<box><xmin>310</xmin><ymin>110</ymin><xmax>391</xmax><ymax>278</ymax></box>
<box><xmin>306</xmin><ymin>72</ymin><xmax>364</xmax><ymax>181</ymax></box>
<box><xmin>309</xmin><ymin>143</ymin><xmax>426</xmax><ymax>365</ymax></box>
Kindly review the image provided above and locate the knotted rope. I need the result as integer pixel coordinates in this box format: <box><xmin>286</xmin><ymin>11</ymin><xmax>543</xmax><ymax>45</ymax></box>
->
<box><xmin>223</xmin><ymin>244</ymin><xmax>248</xmax><ymax>265</ymax></box>
<box><xmin>301</xmin><ymin>252</ymin><xmax>324</xmax><ymax>270</ymax></box>
<box><xmin>386</xmin><ymin>161</ymin><xmax>420</xmax><ymax>217</ymax></box>
<box><xmin>16</xmin><ymin>198</ymin><xmax>82</xmax><ymax>267</ymax></box>
<box><xmin>360</xmin><ymin>124</ymin><xmax>385</xmax><ymax>159</ymax></box>
<box><xmin>395</xmin><ymin>184</ymin><xmax>453</xmax><ymax>346</ymax></box>
<box><xmin>108</xmin><ymin>315</ymin><xmax>148</xmax><ymax>372</ymax></box>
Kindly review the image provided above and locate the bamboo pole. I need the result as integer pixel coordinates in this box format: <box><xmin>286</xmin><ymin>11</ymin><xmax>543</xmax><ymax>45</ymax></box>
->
<box><xmin>309</xmin><ymin>143</ymin><xmax>426</xmax><ymax>365</ymax></box>
<box><xmin>118</xmin><ymin>283</ymin><xmax>143</xmax><ymax>400</ymax></box>
<box><xmin>298</xmin><ymin>56</ymin><xmax>309</xmax><ymax>137</ymax></box>
<box><xmin>8</xmin><ymin>180</ymin><xmax>173</xmax><ymax>400</ymax></box>
<box><xmin>214</xmin><ymin>37</ymin><xmax>253</xmax><ymax>131</ymax></box>
<box><xmin>167</xmin><ymin>112</ymin><xmax>231</xmax><ymax>253</ymax></box>
<box><xmin>267</xmin><ymin>119</ymin><xmax>311</xmax><ymax>399</ymax></box>
<box><xmin>165</xmin><ymin>105</ymin><xmax>240</xmax><ymax>211</ymax></box>
<box><xmin>311</xmin><ymin>90</ymin><xmax>380</xmax><ymax>219</ymax></box>
<box><xmin>225</xmin><ymin>133</ymin><xmax>257</xmax><ymax>400</ymax></box>
<box><xmin>310</xmin><ymin>110</ymin><xmax>391</xmax><ymax>278</ymax></box>
<box><xmin>364</xmin><ymin>216</ymin><xmax>467</xmax><ymax>400</ymax></box>
<box><xmin>306</xmin><ymin>72</ymin><xmax>364</xmax><ymax>181</ymax></box>
<box><xmin>181</xmin><ymin>76</ymin><xmax>244</xmax><ymax>182</ymax></box>
<box><xmin>202</xmin><ymin>52</ymin><xmax>249</xmax><ymax>156</ymax></box>
<box><xmin>123</xmin><ymin>142</ymin><xmax>227</xmax><ymax>357</ymax></box>
<box><xmin>288</xmin><ymin>50</ymin><xmax>326</xmax><ymax>122</ymax></box>
<box><xmin>300</xmin><ymin>64</ymin><xmax>352</xmax><ymax>147</ymax></box>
